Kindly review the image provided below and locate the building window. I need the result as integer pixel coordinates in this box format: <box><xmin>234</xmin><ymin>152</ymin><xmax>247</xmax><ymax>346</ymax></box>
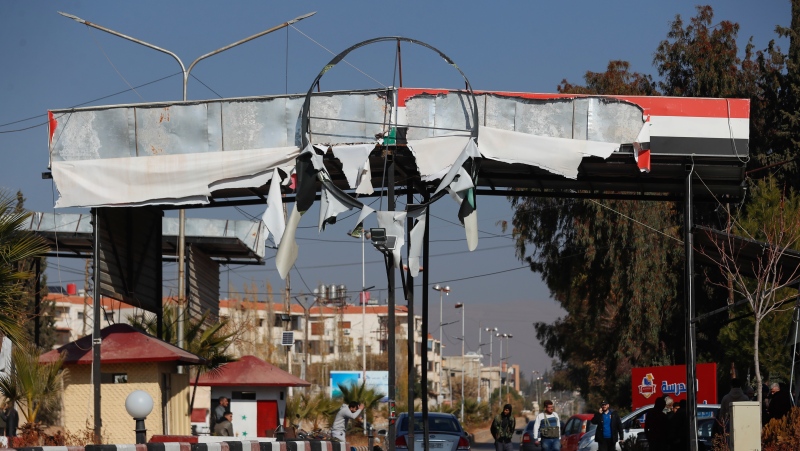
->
<box><xmin>101</xmin><ymin>373</ymin><xmax>127</xmax><ymax>383</ymax></box>
<box><xmin>232</xmin><ymin>391</ymin><xmax>256</xmax><ymax>400</ymax></box>
<box><xmin>77</xmin><ymin>312</ymin><xmax>84</xmax><ymax>320</ymax></box>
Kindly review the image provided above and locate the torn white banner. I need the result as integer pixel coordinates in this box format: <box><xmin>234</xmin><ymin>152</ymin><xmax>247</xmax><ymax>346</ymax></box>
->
<box><xmin>319</xmin><ymin>185</ymin><xmax>354</xmax><ymax>231</ymax></box>
<box><xmin>433</xmin><ymin>138</ymin><xmax>480</xmax><ymax>195</ymax></box>
<box><xmin>478</xmin><ymin>127</ymin><xmax>618</xmax><ymax>179</ymax></box>
<box><xmin>407</xmin><ymin>207</ymin><xmax>427</xmax><ymax>277</ymax></box>
<box><xmin>331</xmin><ymin>143</ymin><xmax>375</xmax><ymax>190</ymax></box>
<box><xmin>407</xmin><ymin>134</ymin><xmax>472</xmax><ymax>181</ymax></box>
<box><xmin>262</xmin><ymin>168</ymin><xmax>286</xmax><ymax>246</ymax></box>
<box><xmin>354</xmin><ymin>205</ymin><xmax>376</xmax><ymax>230</ymax></box>
<box><xmin>275</xmin><ymin>206</ymin><xmax>301</xmax><ymax>279</ymax></box>
<box><xmin>52</xmin><ymin>145</ymin><xmax>300</xmax><ymax>208</ymax></box>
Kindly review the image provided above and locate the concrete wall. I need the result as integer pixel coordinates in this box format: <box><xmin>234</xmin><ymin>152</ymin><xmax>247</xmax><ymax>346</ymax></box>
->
<box><xmin>62</xmin><ymin>362</ymin><xmax>190</xmax><ymax>443</ymax></box>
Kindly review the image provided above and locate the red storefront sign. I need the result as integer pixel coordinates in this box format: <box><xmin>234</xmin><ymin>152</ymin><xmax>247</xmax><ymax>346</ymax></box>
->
<box><xmin>631</xmin><ymin>363</ymin><xmax>717</xmax><ymax>408</ymax></box>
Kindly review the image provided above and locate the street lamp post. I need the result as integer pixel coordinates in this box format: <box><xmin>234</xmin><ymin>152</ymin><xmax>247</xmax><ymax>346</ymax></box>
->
<box><xmin>484</xmin><ymin>327</ymin><xmax>497</xmax><ymax>405</ymax></box>
<box><xmin>455</xmin><ymin>302</ymin><xmax>465</xmax><ymax>423</ymax></box>
<box><xmin>433</xmin><ymin>285</ymin><xmax>450</xmax><ymax>402</ymax></box>
<box><xmin>496</xmin><ymin>333</ymin><xmax>503</xmax><ymax>410</ymax></box>
<box><xmin>59</xmin><ymin>10</ymin><xmax>316</xmax><ymax>439</ymax></box>
<box><xmin>497</xmin><ymin>333</ymin><xmax>512</xmax><ymax>409</ymax></box>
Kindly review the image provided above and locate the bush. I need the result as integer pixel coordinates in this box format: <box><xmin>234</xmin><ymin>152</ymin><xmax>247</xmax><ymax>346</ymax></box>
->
<box><xmin>762</xmin><ymin>406</ymin><xmax>800</xmax><ymax>451</ymax></box>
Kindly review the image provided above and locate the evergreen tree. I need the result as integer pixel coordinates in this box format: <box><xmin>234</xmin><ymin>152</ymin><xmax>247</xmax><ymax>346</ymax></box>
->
<box><xmin>509</xmin><ymin>5</ymin><xmax>789</xmax><ymax>406</ymax></box>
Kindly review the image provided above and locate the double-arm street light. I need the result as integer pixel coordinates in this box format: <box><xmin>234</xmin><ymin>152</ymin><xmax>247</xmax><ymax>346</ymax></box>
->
<box><xmin>496</xmin><ymin>332</ymin><xmax>512</xmax><ymax>410</ymax></box>
<box><xmin>532</xmin><ymin>371</ymin><xmax>542</xmax><ymax>412</ymax></box>
<box><xmin>483</xmin><ymin>327</ymin><xmax>497</xmax><ymax>403</ymax></box>
<box><xmin>58</xmin><ymin>11</ymin><xmax>316</xmax><ymax>439</ymax></box>
<box><xmin>432</xmin><ymin>284</ymin><xmax>451</xmax><ymax>402</ymax></box>
<box><xmin>455</xmin><ymin>302</ymin><xmax>465</xmax><ymax>423</ymax></box>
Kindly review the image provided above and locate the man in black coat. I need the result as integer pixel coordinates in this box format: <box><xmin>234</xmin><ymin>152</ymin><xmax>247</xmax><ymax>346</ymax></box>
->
<box><xmin>591</xmin><ymin>400</ymin><xmax>624</xmax><ymax>451</ymax></box>
<box><xmin>0</xmin><ymin>402</ymin><xmax>18</xmax><ymax>439</ymax></box>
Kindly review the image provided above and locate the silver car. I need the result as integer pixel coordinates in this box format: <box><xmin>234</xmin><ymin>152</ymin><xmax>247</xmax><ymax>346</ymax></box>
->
<box><xmin>576</xmin><ymin>404</ymin><xmax>720</xmax><ymax>451</ymax></box>
<box><xmin>394</xmin><ymin>412</ymin><xmax>471</xmax><ymax>451</ymax></box>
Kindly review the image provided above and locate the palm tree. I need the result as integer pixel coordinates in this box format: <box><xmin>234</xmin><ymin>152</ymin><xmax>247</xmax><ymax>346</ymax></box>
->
<box><xmin>0</xmin><ymin>343</ymin><xmax>67</xmax><ymax>425</ymax></box>
<box><xmin>287</xmin><ymin>392</ymin><xmax>341</xmax><ymax>430</ymax></box>
<box><xmin>127</xmin><ymin>305</ymin><xmax>236</xmax><ymax>413</ymax></box>
<box><xmin>0</xmin><ymin>189</ymin><xmax>49</xmax><ymax>344</ymax></box>
<box><xmin>335</xmin><ymin>381</ymin><xmax>386</xmax><ymax>433</ymax></box>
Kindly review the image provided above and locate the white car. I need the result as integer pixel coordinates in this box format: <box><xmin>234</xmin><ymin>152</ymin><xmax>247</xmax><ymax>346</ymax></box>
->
<box><xmin>576</xmin><ymin>404</ymin><xmax>720</xmax><ymax>451</ymax></box>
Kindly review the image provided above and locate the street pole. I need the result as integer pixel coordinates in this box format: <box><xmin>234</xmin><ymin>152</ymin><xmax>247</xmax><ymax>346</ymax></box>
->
<box><xmin>485</xmin><ymin>327</ymin><xmax>496</xmax><ymax>407</ymax></box>
<box><xmin>433</xmin><ymin>285</ymin><xmax>450</xmax><ymax>403</ymax></box>
<box><xmin>455</xmin><ymin>303</ymin><xmax>465</xmax><ymax>422</ymax></box>
<box><xmin>59</xmin><ymin>10</ymin><xmax>316</xmax><ymax>437</ymax></box>
<box><xmin>497</xmin><ymin>333</ymin><xmax>503</xmax><ymax>411</ymax></box>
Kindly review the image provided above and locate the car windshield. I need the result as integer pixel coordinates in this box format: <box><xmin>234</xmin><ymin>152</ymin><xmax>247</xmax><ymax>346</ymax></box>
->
<box><xmin>400</xmin><ymin>415</ymin><xmax>461</xmax><ymax>433</ymax></box>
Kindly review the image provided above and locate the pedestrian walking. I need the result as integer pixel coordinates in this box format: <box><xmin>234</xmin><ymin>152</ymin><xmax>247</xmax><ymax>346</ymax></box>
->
<box><xmin>533</xmin><ymin>400</ymin><xmax>561</xmax><ymax>451</ymax></box>
<box><xmin>490</xmin><ymin>404</ymin><xmax>516</xmax><ymax>451</ymax></box>
<box><xmin>590</xmin><ymin>400</ymin><xmax>623</xmax><ymax>451</ymax></box>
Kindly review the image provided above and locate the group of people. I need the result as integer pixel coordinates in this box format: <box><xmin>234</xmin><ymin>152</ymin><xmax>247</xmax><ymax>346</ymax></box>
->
<box><xmin>212</xmin><ymin>396</ymin><xmax>234</xmax><ymax>436</ymax></box>
<box><xmin>718</xmin><ymin>378</ymin><xmax>794</xmax><ymax>429</ymax></box>
<box><xmin>490</xmin><ymin>400</ymin><xmax>628</xmax><ymax>451</ymax></box>
<box><xmin>644</xmin><ymin>396</ymin><xmax>689</xmax><ymax>450</ymax></box>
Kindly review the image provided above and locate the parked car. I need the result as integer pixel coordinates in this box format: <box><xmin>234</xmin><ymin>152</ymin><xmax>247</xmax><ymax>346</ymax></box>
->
<box><xmin>576</xmin><ymin>404</ymin><xmax>720</xmax><ymax>451</ymax></box>
<box><xmin>394</xmin><ymin>412</ymin><xmax>471</xmax><ymax>451</ymax></box>
<box><xmin>696</xmin><ymin>417</ymin><xmax>716</xmax><ymax>451</ymax></box>
<box><xmin>518</xmin><ymin>420</ymin><xmax>542</xmax><ymax>451</ymax></box>
<box><xmin>560</xmin><ymin>414</ymin><xmax>595</xmax><ymax>451</ymax></box>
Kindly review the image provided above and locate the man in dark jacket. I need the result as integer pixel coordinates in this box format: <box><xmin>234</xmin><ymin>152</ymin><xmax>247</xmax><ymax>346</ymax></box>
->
<box><xmin>0</xmin><ymin>402</ymin><xmax>18</xmax><ymax>440</ymax></box>
<box><xmin>490</xmin><ymin>404</ymin><xmax>516</xmax><ymax>451</ymax></box>
<box><xmin>591</xmin><ymin>400</ymin><xmax>623</xmax><ymax>451</ymax></box>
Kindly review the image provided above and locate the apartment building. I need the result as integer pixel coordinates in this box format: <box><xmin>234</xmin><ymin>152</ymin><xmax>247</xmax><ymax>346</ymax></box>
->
<box><xmin>46</xmin><ymin>291</ymin><xmax>446</xmax><ymax>398</ymax></box>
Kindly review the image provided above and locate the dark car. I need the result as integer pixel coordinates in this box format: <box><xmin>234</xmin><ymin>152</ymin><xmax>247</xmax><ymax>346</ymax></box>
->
<box><xmin>394</xmin><ymin>412</ymin><xmax>470</xmax><ymax>451</ymax></box>
<box><xmin>697</xmin><ymin>417</ymin><xmax>716</xmax><ymax>451</ymax></box>
<box><xmin>519</xmin><ymin>420</ymin><xmax>542</xmax><ymax>451</ymax></box>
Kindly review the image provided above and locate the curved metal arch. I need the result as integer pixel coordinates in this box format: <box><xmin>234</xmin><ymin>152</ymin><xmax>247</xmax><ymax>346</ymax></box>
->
<box><xmin>300</xmin><ymin>36</ymin><xmax>480</xmax><ymax>148</ymax></box>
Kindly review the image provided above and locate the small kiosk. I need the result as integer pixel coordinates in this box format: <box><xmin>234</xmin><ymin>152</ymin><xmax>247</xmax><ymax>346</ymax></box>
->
<box><xmin>196</xmin><ymin>355</ymin><xmax>310</xmax><ymax>438</ymax></box>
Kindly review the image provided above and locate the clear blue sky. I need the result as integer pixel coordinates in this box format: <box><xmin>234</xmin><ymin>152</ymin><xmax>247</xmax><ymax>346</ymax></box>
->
<box><xmin>0</xmin><ymin>1</ymin><xmax>790</xmax><ymax>379</ymax></box>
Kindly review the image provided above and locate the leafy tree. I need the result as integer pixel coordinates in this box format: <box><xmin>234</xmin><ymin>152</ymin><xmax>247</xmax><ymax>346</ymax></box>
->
<box><xmin>696</xmin><ymin>176</ymin><xmax>800</xmax><ymax>403</ymax></box>
<box><xmin>558</xmin><ymin>60</ymin><xmax>658</xmax><ymax>95</ymax></box>
<box><xmin>127</xmin><ymin>305</ymin><xmax>236</xmax><ymax>414</ymax></box>
<box><xmin>0</xmin><ymin>189</ymin><xmax>49</xmax><ymax>344</ymax></box>
<box><xmin>0</xmin><ymin>343</ymin><xmax>66</xmax><ymax>425</ymax></box>
<box><xmin>511</xmin><ymin>50</ymin><xmax>683</xmax><ymax>406</ymax></box>
<box><xmin>654</xmin><ymin>5</ymin><xmax>749</xmax><ymax>98</ymax></box>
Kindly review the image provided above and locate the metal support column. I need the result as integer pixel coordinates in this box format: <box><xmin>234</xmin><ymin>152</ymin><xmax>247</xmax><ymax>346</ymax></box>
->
<box><xmin>91</xmin><ymin>208</ymin><xmax>103</xmax><ymax>440</ymax></box>
<box><xmin>684</xmin><ymin>167</ymin><xmax>698</xmax><ymax>451</ymax></box>
<box><xmin>387</xmin><ymin>152</ymin><xmax>397</xmax><ymax>451</ymax></box>
<box><xmin>406</xmin><ymin>189</ymin><xmax>415</xmax><ymax>451</ymax></box>
<box><xmin>422</xmin><ymin>197</ymin><xmax>431</xmax><ymax>451</ymax></box>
